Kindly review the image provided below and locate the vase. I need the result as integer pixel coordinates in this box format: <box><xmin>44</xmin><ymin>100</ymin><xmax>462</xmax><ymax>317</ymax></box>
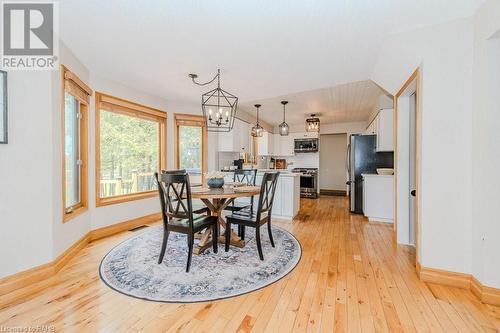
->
<box><xmin>207</xmin><ymin>178</ymin><xmax>224</xmax><ymax>188</ymax></box>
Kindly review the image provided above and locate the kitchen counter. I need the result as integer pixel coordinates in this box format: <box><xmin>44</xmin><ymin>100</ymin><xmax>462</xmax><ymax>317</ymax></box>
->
<box><xmin>362</xmin><ymin>173</ymin><xmax>394</xmax><ymax>223</ymax></box>
<box><xmin>222</xmin><ymin>169</ymin><xmax>299</xmax><ymax>177</ymax></box>
<box><xmin>362</xmin><ymin>173</ymin><xmax>394</xmax><ymax>178</ymax></box>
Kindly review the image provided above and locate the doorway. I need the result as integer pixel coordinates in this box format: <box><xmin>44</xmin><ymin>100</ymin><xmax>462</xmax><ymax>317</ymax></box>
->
<box><xmin>394</xmin><ymin>68</ymin><xmax>420</xmax><ymax>266</ymax></box>
<box><xmin>319</xmin><ymin>133</ymin><xmax>348</xmax><ymax>196</ymax></box>
<box><xmin>409</xmin><ymin>92</ymin><xmax>417</xmax><ymax>246</ymax></box>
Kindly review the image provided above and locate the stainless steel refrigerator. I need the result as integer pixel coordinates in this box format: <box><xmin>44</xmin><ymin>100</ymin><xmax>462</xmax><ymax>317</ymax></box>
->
<box><xmin>347</xmin><ymin>134</ymin><xmax>394</xmax><ymax>214</ymax></box>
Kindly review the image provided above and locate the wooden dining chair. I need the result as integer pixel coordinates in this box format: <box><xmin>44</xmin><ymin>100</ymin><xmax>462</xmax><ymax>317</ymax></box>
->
<box><xmin>225</xmin><ymin>172</ymin><xmax>280</xmax><ymax>260</ymax></box>
<box><xmin>161</xmin><ymin>170</ymin><xmax>209</xmax><ymax>215</ymax></box>
<box><xmin>155</xmin><ymin>172</ymin><xmax>218</xmax><ymax>272</ymax></box>
<box><xmin>224</xmin><ymin>169</ymin><xmax>257</xmax><ymax>214</ymax></box>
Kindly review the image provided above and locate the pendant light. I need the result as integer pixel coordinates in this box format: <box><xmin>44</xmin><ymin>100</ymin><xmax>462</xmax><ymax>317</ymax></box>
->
<box><xmin>305</xmin><ymin>114</ymin><xmax>320</xmax><ymax>132</ymax></box>
<box><xmin>279</xmin><ymin>101</ymin><xmax>289</xmax><ymax>136</ymax></box>
<box><xmin>251</xmin><ymin>104</ymin><xmax>264</xmax><ymax>137</ymax></box>
<box><xmin>189</xmin><ymin>69</ymin><xmax>238</xmax><ymax>132</ymax></box>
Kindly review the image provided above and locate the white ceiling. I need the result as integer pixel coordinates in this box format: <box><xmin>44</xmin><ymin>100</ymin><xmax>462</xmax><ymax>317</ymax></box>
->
<box><xmin>241</xmin><ymin>80</ymin><xmax>388</xmax><ymax>126</ymax></box>
<box><xmin>60</xmin><ymin>0</ymin><xmax>483</xmax><ymax>125</ymax></box>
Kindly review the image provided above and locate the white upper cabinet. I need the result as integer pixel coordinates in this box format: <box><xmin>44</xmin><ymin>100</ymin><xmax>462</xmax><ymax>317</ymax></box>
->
<box><xmin>376</xmin><ymin>109</ymin><xmax>394</xmax><ymax>152</ymax></box>
<box><xmin>272</xmin><ymin>133</ymin><xmax>295</xmax><ymax>156</ymax></box>
<box><xmin>365</xmin><ymin>109</ymin><xmax>394</xmax><ymax>152</ymax></box>
<box><xmin>218</xmin><ymin>118</ymin><xmax>250</xmax><ymax>152</ymax></box>
<box><xmin>257</xmin><ymin>130</ymin><xmax>274</xmax><ymax>156</ymax></box>
<box><xmin>293</xmin><ymin>131</ymin><xmax>318</xmax><ymax>139</ymax></box>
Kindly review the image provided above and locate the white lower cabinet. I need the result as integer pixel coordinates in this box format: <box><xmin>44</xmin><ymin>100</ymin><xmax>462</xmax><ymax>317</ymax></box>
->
<box><xmin>362</xmin><ymin>174</ymin><xmax>394</xmax><ymax>223</ymax></box>
<box><xmin>254</xmin><ymin>173</ymin><xmax>299</xmax><ymax>220</ymax></box>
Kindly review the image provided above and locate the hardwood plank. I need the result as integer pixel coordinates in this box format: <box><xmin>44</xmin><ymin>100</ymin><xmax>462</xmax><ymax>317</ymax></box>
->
<box><xmin>1</xmin><ymin>196</ymin><xmax>498</xmax><ymax>333</ymax></box>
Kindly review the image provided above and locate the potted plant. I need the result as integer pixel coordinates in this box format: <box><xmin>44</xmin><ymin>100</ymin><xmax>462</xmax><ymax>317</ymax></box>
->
<box><xmin>206</xmin><ymin>171</ymin><xmax>225</xmax><ymax>188</ymax></box>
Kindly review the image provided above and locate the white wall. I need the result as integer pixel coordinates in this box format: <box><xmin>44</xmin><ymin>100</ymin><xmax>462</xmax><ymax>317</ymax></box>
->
<box><xmin>471</xmin><ymin>0</ymin><xmax>500</xmax><ymax>288</ymax></box>
<box><xmin>0</xmin><ymin>71</ymin><xmax>54</xmax><ymax>278</ymax></box>
<box><xmin>372</xmin><ymin>18</ymin><xmax>474</xmax><ymax>275</ymax></box>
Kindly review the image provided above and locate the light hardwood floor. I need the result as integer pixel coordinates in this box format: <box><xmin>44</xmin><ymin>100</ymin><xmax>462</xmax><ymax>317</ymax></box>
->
<box><xmin>1</xmin><ymin>196</ymin><xmax>499</xmax><ymax>332</ymax></box>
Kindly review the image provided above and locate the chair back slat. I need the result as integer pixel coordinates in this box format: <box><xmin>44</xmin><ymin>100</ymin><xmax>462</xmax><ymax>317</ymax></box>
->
<box><xmin>234</xmin><ymin>169</ymin><xmax>257</xmax><ymax>185</ymax></box>
<box><xmin>256</xmin><ymin>172</ymin><xmax>280</xmax><ymax>219</ymax></box>
<box><xmin>155</xmin><ymin>170</ymin><xmax>194</xmax><ymax>229</ymax></box>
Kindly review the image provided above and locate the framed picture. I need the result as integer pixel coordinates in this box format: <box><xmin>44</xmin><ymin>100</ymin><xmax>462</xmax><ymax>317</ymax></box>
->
<box><xmin>0</xmin><ymin>70</ymin><xmax>6</xmax><ymax>144</ymax></box>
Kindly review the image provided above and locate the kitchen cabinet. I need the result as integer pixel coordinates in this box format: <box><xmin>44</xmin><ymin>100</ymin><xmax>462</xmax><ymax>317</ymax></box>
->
<box><xmin>218</xmin><ymin>118</ymin><xmax>250</xmax><ymax>152</ymax></box>
<box><xmin>257</xmin><ymin>130</ymin><xmax>274</xmax><ymax>156</ymax></box>
<box><xmin>376</xmin><ymin>108</ymin><xmax>394</xmax><ymax>152</ymax></box>
<box><xmin>254</xmin><ymin>172</ymin><xmax>300</xmax><ymax>220</ymax></box>
<box><xmin>293</xmin><ymin>131</ymin><xmax>318</xmax><ymax>139</ymax></box>
<box><xmin>365</xmin><ymin>117</ymin><xmax>378</xmax><ymax>135</ymax></box>
<box><xmin>273</xmin><ymin>134</ymin><xmax>295</xmax><ymax>156</ymax></box>
<box><xmin>365</xmin><ymin>108</ymin><xmax>393</xmax><ymax>152</ymax></box>
<box><xmin>362</xmin><ymin>174</ymin><xmax>394</xmax><ymax>223</ymax></box>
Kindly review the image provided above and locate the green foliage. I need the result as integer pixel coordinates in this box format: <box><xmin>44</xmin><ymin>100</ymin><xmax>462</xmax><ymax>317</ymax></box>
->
<box><xmin>179</xmin><ymin>125</ymin><xmax>202</xmax><ymax>173</ymax></box>
<box><xmin>100</xmin><ymin>110</ymin><xmax>159</xmax><ymax>181</ymax></box>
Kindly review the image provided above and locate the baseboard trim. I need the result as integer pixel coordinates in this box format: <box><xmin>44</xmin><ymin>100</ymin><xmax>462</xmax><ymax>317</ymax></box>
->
<box><xmin>89</xmin><ymin>212</ymin><xmax>161</xmax><ymax>241</ymax></box>
<box><xmin>0</xmin><ymin>212</ymin><xmax>161</xmax><ymax>308</ymax></box>
<box><xmin>319</xmin><ymin>189</ymin><xmax>347</xmax><ymax>196</ymax></box>
<box><xmin>419</xmin><ymin>267</ymin><xmax>471</xmax><ymax>289</ymax></box>
<box><xmin>419</xmin><ymin>266</ymin><xmax>500</xmax><ymax>306</ymax></box>
<box><xmin>471</xmin><ymin>277</ymin><xmax>500</xmax><ymax>306</ymax></box>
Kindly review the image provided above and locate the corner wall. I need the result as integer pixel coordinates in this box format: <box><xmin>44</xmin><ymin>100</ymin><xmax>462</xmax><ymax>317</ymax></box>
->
<box><xmin>471</xmin><ymin>0</ymin><xmax>500</xmax><ymax>288</ymax></box>
<box><xmin>371</xmin><ymin>18</ymin><xmax>474</xmax><ymax>275</ymax></box>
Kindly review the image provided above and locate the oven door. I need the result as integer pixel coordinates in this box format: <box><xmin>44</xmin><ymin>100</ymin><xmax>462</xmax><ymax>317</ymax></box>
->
<box><xmin>300</xmin><ymin>174</ymin><xmax>317</xmax><ymax>197</ymax></box>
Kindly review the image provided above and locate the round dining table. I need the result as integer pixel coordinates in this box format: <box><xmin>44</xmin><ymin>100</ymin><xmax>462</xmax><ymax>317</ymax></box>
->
<box><xmin>190</xmin><ymin>184</ymin><xmax>261</xmax><ymax>255</ymax></box>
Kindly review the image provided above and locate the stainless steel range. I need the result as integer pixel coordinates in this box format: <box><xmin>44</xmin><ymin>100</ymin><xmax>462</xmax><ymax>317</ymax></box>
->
<box><xmin>292</xmin><ymin>168</ymin><xmax>318</xmax><ymax>198</ymax></box>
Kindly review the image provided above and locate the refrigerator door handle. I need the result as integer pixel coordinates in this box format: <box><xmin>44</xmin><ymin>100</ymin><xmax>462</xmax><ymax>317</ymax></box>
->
<box><xmin>346</xmin><ymin>142</ymin><xmax>351</xmax><ymax>174</ymax></box>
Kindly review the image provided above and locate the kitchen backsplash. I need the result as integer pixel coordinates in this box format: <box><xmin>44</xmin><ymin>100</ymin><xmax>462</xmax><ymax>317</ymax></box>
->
<box><xmin>274</xmin><ymin>152</ymin><xmax>319</xmax><ymax>170</ymax></box>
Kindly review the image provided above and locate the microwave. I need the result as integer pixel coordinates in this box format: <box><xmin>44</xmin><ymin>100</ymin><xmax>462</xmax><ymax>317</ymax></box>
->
<box><xmin>294</xmin><ymin>138</ymin><xmax>319</xmax><ymax>152</ymax></box>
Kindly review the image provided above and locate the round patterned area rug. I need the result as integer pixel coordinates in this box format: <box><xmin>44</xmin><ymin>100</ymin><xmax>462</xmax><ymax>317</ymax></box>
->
<box><xmin>99</xmin><ymin>225</ymin><xmax>302</xmax><ymax>303</ymax></box>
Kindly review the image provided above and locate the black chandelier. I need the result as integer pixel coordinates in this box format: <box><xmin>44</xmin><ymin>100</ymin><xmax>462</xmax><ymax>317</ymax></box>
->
<box><xmin>279</xmin><ymin>101</ymin><xmax>289</xmax><ymax>136</ymax></box>
<box><xmin>251</xmin><ymin>104</ymin><xmax>264</xmax><ymax>137</ymax></box>
<box><xmin>189</xmin><ymin>69</ymin><xmax>238</xmax><ymax>132</ymax></box>
<box><xmin>306</xmin><ymin>114</ymin><xmax>320</xmax><ymax>132</ymax></box>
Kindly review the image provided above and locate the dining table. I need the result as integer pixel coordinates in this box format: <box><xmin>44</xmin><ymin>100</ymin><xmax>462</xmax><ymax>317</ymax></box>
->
<box><xmin>190</xmin><ymin>184</ymin><xmax>261</xmax><ymax>255</ymax></box>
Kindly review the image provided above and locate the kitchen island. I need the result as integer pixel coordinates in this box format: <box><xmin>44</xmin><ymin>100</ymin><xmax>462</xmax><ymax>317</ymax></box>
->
<box><xmin>223</xmin><ymin>170</ymin><xmax>300</xmax><ymax>221</ymax></box>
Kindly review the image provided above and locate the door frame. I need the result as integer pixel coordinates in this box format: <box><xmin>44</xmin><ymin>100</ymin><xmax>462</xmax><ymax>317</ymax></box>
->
<box><xmin>394</xmin><ymin>68</ymin><xmax>421</xmax><ymax>270</ymax></box>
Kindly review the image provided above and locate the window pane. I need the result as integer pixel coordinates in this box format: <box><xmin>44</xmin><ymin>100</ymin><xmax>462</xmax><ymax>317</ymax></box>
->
<box><xmin>99</xmin><ymin>110</ymin><xmax>159</xmax><ymax>198</ymax></box>
<box><xmin>64</xmin><ymin>92</ymin><xmax>80</xmax><ymax>208</ymax></box>
<box><xmin>179</xmin><ymin>125</ymin><xmax>202</xmax><ymax>183</ymax></box>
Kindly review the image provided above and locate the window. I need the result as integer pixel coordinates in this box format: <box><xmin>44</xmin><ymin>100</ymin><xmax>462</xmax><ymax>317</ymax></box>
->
<box><xmin>95</xmin><ymin>93</ymin><xmax>166</xmax><ymax>206</ymax></box>
<box><xmin>174</xmin><ymin>114</ymin><xmax>207</xmax><ymax>184</ymax></box>
<box><xmin>61</xmin><ymin>65</ymin><xmax>92</xmax><ymax>222</ymax></box>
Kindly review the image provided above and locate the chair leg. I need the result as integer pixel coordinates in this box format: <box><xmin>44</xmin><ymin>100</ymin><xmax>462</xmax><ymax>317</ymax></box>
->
<box><xmin>212</xmin><ymin>224</ymin><xmax>218</xmax><ymax>253</ymax></box>
<box><xmin>241</xmin><ymin>225</ymin><xmax>245</xmax><ymax>241</ymax></box>
<box><xmin>158</xmin><ymin>229</ymin><xmax>169</xmax><ymax>264</ymax></box>
<box><xmin>256</xmin><ymin>226</ymin><xmax>264</xmax><ymax>260</ymax></box>
<box><xmin>225</xmin><ymin>221</ymin><xmax>231</xmax><ymax>252</ymax></box>
<box><xmin>186</xmin><ymin>234</ymin><xmax>194</xmax><ymax>273</ymax></box>
<box><xmin>237</xmin><ymin>225</ymin><xmax>241</xmax><ymax>237</ymax></box>
<box><xmin>267</xmin><ymin>220</ymin><xmax>275</xmax><ymax>248</ymax></box>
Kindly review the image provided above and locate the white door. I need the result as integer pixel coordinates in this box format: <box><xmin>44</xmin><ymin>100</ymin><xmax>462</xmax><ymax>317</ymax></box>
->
<box><xmin>409</xmin><ymin>93</ymin><xmax>417</xmax><ymax>246</ymax></box>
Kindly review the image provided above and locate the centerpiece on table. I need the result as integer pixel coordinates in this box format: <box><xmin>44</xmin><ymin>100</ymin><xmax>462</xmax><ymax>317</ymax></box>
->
<box><xmin>206</xmin><ymin>171</ymin><xmax>225</xmax><ymax>188</ymax></box>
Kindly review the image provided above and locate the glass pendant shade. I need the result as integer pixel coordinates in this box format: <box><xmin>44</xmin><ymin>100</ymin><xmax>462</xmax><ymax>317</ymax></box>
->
<box><xmin>251</xmin><ymin>104</ymin><xmax>264</xmax><ymax>137</ymax></box>
<box><xmin>305</xmin><ymin>114</ymin><xmax>320</xmax><ymax>132</ymax></box>
<box><xmin>279</xmin><ymin>100</ymin><xmax>289</xmax><ymax>136</ymax></box>
<box><xmin>279</xmin><ymin>122</ymin><xmax>289</xmax><ymax>136</ymax></box>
